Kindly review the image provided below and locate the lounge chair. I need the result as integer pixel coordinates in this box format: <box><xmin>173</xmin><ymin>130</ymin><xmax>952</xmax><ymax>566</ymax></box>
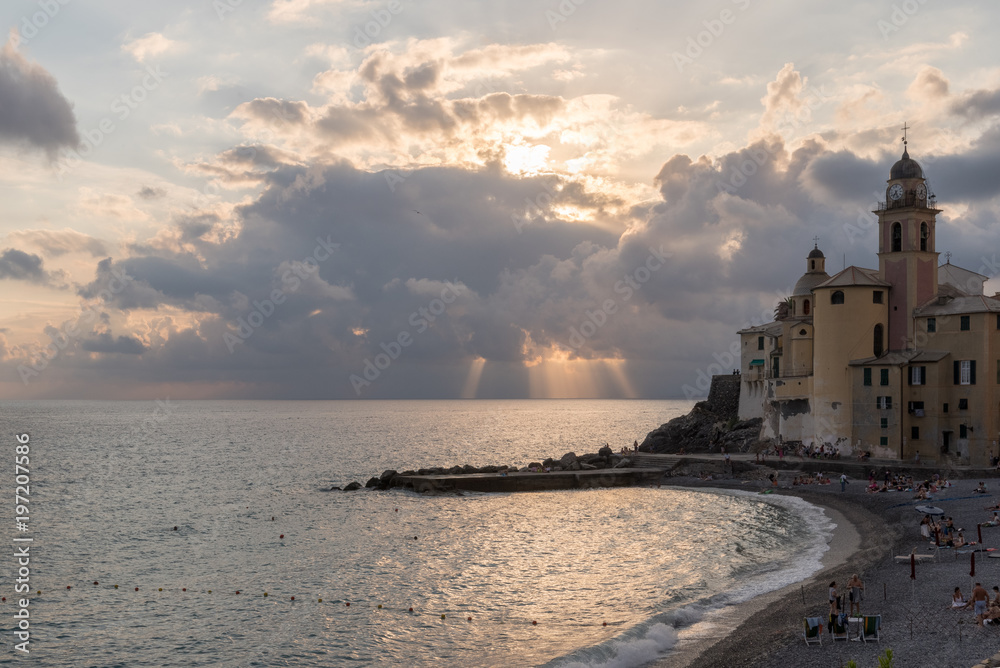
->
<box><xmin>803</xmin><ymin>617</ymin><xmax>822</xmax><ymax>645</ymax></box>
<box><xmin>861</xmin><ymin>614</ymin><xmax>881</xmax><ymax>642</ymax></box>
<box><xmin>831</xmin><ymin>614</ymin><xmax>849</xmax><ymax>641</ymax></box>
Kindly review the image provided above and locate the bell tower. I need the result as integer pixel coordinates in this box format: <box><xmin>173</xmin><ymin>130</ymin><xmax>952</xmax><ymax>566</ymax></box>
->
<box><xmin>875</xmin><ymin>125</ymin><xmax>940</xmax><ymax>350</ymax></box>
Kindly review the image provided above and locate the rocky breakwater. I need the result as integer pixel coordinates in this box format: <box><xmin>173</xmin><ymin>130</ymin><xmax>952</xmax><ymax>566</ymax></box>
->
<box><xmin>331</xmin><ymin>446</ymin><xmax>636</xmax><ymax>492</ymax></box>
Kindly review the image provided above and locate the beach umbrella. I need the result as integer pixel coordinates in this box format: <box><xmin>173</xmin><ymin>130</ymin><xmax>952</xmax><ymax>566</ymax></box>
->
<box><xmin>910</xmin><ymin>553</ymin><xmax>916</xmax><ymax>579</ymax></box>
<box><xmin>915</xmin><ymin>505</ymin><xmax>945</xmax><ymax>515</ymax></box>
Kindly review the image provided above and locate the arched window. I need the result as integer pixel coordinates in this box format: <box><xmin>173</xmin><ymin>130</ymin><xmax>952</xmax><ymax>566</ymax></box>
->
<box><xmin>811</xmin><ymin>260</ymin><xmax>815</xmax><ymax>270</ymax></box>
<box><xmin>891</xmin><ymin>222</ymin><xmax>902</xmax><ymax>252</ymax></box>
<box><xmin>920</xmin><ymin>222</ymin><xmax>928</xmax><ymax>251</ymax></box>
<box><xmin>803</xmin><ymin>299</ymin><xmax>811</xmax><ymax>315</ymax></box>
<box><xmin>873</xmin><ymin>324</ymin><xmax>884</xmax><ymax>357</ymax></box>
<box><xmin>831</xmin><ymin>291</ymin><xmax>845</xmax><ymax>305</ymax></box>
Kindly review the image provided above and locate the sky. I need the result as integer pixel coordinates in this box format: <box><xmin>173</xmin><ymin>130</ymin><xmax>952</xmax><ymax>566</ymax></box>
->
<box><xmin>1</xmin><ymin>0</ymin><xmax>1000</xmax><ymax>399</ymax></box>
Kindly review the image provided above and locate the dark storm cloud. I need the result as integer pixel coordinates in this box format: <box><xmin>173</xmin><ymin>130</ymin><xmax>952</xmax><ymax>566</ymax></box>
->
<box><xmin>81</xmin><ymin>333</ymin><xmax>148</xmax><ymax>355</ymax></box>
<box><xmin>0</xmin><ymin>41</ymin><xmax>79</xmax><ymax>156</ymax></box>
<box><xmin>0</xmin><ymin>247</ymin><xmax>66</xmax><ymax>286</ymax></box>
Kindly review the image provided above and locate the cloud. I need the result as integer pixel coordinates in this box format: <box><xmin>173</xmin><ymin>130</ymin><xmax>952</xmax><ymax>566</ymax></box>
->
<box><xmin>0</xmin><ymin>248</ymin><xmax>68</xmax><ymax>286</ymax></box>
<box><xmin>0</xmin><ymin>36</ymin><xmax>78</xmax><ymax>156</ymax></box>
<box><xmin>80</xmin><ymin>332</ymin><xmax>148</xmax><ymax>355</ymax></box>
<box><xmin>122</xmin><ymin>32</ymin><xmax>180</xmax><ymax>62</ymax></box>
<box><xmin>5</xmin><ymin>228</ymin><xmax>107</xmax><ymax>257</ymax></box>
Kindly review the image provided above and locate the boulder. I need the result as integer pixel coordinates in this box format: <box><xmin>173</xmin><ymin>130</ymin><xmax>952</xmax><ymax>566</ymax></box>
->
<box><xmin>379</xmin><ymin>469</ymin><xmax>398</xmax><ymax>482</ymax></box>
<box><xmin>559</xmin><ymin>452</ymin><xmax>578</xmax><ymax>468</ymax></box>
<box><xmin>598</xmin><ymin>445</ymin><xmax>613</xmax><ymax>458</ymax></box>
<box><xmin>365</xmin><ymin>477</ymin><xmax>380</xmax><ymax>488</ymax></box>
<box><xmin>343</xmin><ymin>481</ymin><xmax>362</xmax><ymax>491</ymax></box>
<box><xmin>329</xmin><ymin>486</ymin><xmax>342</xmax><ymax>491</ymax></box>
<box><xmin>613</xmin><ymin>457</ymin><xmax>632</xmax><ymax>468</ymax></box>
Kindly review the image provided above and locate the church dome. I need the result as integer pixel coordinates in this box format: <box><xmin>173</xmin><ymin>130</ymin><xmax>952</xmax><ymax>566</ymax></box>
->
<box><xmin>807</xmin><ymin>247</ymin><xmax>825</xmax><ymax>259</ymax></box>
<box><xmin>792</xmin><ymin>271</ymin><xmax>830</xmax><ymax>297</ymax></box>
<box><xmin>890</xmin><ymin>148</ymin><xmax>923</xmax><ymax>180</ymax></box>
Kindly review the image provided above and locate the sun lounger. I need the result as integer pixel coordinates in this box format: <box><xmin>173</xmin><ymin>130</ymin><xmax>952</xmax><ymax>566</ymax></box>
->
<box><xmin>803</xmin><ymin>617</ymin><xmax>822</xmax><ymax>645</ymax></box>
<box><xmin>861</xmin><ymin>614</ymin><xmax>881</xmax><ymax>643</ymax></box>
<box><xmin>894</xmin><ymin>554</ymin><xmax>934</xmax><ymax>562</ymax></box>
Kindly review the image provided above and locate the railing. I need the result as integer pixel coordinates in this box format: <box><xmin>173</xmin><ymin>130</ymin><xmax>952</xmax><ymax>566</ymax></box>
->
<box><xmin>876</xmin><ymin>192</ymin><xmax>934</xmax><ymax>211</ymax></box>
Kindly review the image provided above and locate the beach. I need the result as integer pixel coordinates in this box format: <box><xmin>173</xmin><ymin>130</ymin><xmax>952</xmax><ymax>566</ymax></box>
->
<box><xmin>656</xmin><ymin>472</ymin><xmax>1000</xmax><ymax>668</ymax></box>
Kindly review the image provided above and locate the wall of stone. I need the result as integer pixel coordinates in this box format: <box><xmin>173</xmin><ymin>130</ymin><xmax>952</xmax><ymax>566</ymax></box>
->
<box><xmin>707</xmin><ymin>374</ymin><xmax>740</xmax><ymax>419</ymax></box>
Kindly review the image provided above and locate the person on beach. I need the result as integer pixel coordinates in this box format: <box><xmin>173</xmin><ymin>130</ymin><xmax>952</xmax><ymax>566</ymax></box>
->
<box><xmin>976</xmin><ymin>482</ymin><xmax>988</xmax><ymax>494</ymax></box>
<box><xmin>840</xmin><ymin>473</ymin><xmax>848</xmax><ymax>492</ymax></box>
<box><xmin>920</xmin><ymin>515</ymin><xmax>932</xmax><ymax>539</ymax></box>
<box><xmin>966</xmin><ymin>582</ymin><xmax>990</xmax><ymax>624</ymax></box>
<box><xmin>847</xmin><ymin>574</ymin><xmax>863</xmax><ymax>616</ymax></box>
<box><xmin>952</xmin><ymin>587</ymin><xmax>967</xmax><ymax>608</ymax></box>
<box><xmin>829</xmin><ymin>581</ymin><xmax>838</xmax><ymax>616</ymax></box>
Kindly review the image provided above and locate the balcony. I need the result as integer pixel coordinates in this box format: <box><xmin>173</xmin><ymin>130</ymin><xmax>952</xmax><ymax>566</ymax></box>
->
<box><xmin>876</xmin><ymin>192</ymin><xmax>935</xmax><ymax>211</ymax></box>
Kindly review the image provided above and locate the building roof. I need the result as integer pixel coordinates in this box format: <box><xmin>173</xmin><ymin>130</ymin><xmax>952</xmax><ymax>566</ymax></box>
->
<box><xmin>938</xmin><ymin>262</ymin><xmax>987</xmax><ymax>296</ymax></box>
<box><xmin>814</xmin><ymin>266</ymin><xmax>891</xmax><ymax>289</ymax></box>
<box><xmin>848</xmin><ymin>350</ymin><xmax>949</xmax><ymax>366</ymax></box>
<box><xmin>738</xmin><ymin>321</ymin><xmax>783</xmax><ymax>336</ymax></box>
<box><xmin>913</xmin><ymin>293</ymin><xmax>1000</xmax><ymax>316</ymax></box>
<box><xmin>792</xmin><ymin>270</ymin><xmax>832</xmax><ymax>296</ymax></box>
<box><xmin>890</xmin><ymin>147</ymin><xmax>923</xmax><ymax>180</ymax></box>
<box><xmin>808</xmin><ymin>246</ymin><xmax>825</xmax><ymax>259</ymax></box>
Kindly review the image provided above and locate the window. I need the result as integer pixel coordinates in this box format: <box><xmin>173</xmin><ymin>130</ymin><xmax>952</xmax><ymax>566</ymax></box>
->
<box><xmin>959</xmin><ymin>398</ymin><xmax>968</xmax><ymax>410</ymax></box>
<box><xmin>927</xmin><ymin>318</ymin><xmax>936</xmax><ymax>333</ymax></box>
<box><xmin>811</xmin><ymin>260</ymin><xmax>815</xmax><ymax>270</ymax></box>
<box><xmin>880</xmin><ymin>436</ymin><xmax>888</xmax><ymax>446</ymax></box>
<box><xmin>873</xmin><ymin>291</ymin><xmax>884</xmax><ymax>304</ymax></box>
<box><xmin>758</xmin><ymin>336</ymin><xmax>764</xmax><ymax>350</ymax></box>
<box><xmin>908</xmin><ymin>401</ymin><xmax>924</xmax><ymax>415</ymax></box>
<box><xmin>880</xmin><ymin>417</ymin><xmax>888</xmax><ymax>429</ymax></box>
<box><xmin>877</xmin><ymin>396</ymin><xmax>892</xmax><ymax>409</ymax></box>
<box><xmin>961</xmin><ymin>315</ymin><xmax>970</xmax><ymax>331</ymax></box>
<box><xmin>803</xmin><ymin>299</ymin><xmax>810</xmax><ymax>315</ymax></box>
<box><xmin>863</xmin><ymin>368</ymin><xmax>872</xmax><ymax>386</ymax></box>
<box><xmin>874</xmin><ymin>324</ymin><xmax>884</xmax><ymax>357</ymax></box>
<box><xmin>831</xmin><ymin>290</ymin><xmax>845</xmax><ymax>305</ymax></box>
<box><xmin>880</xmin><ymin>368</ymin><xmax>889</xmax><ymax>386</ymax></box>
<box><xmin>920</xmin><ymin>222</ymin><xmax>928</xmax><ymax>251</ymax></box>
<box><xmin>909</xmin><ymin>366</ymin><xmax>925</xmax><ymax>386</ymax></box>
<box><xmin>911</xmin><ymin>426</ymin><xmax>920</xmax><ymax>440</ymax></box>
<box><xmin>943</xmin><ymin>403</ymin><xmax>949</xmax><ymax>413</ymax></box>
<box><xmin>891</xmin><ymin>222</ymin><xmax>901</xmax><ymax>252</ymax></box>
<box><xmin>960</xmin><ymin>424</ymin><xmax>968</xmax><ymax>439</ymax></box>
<box><xmin>955</xmin><ymin>360</ymin><xmax>976</xmax><ymax>385</ymax></box>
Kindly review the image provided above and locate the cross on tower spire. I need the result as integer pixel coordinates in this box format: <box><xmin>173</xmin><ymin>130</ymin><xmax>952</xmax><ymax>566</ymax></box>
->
<box><xmin>812</xmin><ymin>235</ymin><xmax>820</xmax><ymax>248</ymax></box>
<box><xmin>944</xmin><ymin>251</ymin><xmax>952</xmax><ymax>264</ymax></box>
<box><xmin>901</xmin><ymin>122</ymin><xmax>910</xmax><ymax>146</ymax></box>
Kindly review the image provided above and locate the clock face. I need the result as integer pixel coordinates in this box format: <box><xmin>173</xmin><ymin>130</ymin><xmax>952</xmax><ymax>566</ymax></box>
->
<box><xmin>916</xmin><ymin>183</ymin><xmax>927</xmax><ymax>200</ymax></box>
<box><xmin>889</xmin><ymin>184</ymin><xmax>904</xmax><ymax>201</ymax></box>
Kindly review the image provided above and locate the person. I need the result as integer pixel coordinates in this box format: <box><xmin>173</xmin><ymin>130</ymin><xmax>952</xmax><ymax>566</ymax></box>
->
<box><xmin>633</xmin><ymin>440</ymin><xmax>639</xmax><ymax>452</ymax></box>
<box><xmin>951</xmin><ymin>587</ymin><xmax>967</xmax><ymax>609</ymax></box>
<box><xmin>976</xmin><ymin>482</ymin><xmax>988</xmax><ymax>494</ymax></box>
<box><xmin>829</xmin><ymin>581</ymin><xmax>838</xmax><ymax>616</ymax></box>
<box><xmin>985</xmin><ymin>512</ymin><xmax>1000</xmax><ymax>527</ymax></box>
<box><xmin>840</xmin><ymin>473</ymin><xmax>849</xmax><ymax>492</ymax></box>
<box><xmin>920</xmin><ymin>515</ymin><xmax>932</xmax><ymax>539</ymax></box>
<box><xmin>847</xmin><ymin>574</ymin><xmax>864</xmax><ymax>616</ymax></box>
<box><xmin>967</xmin><ymin>582</ymin><xmax>990</xmax><ymax>625</ymax></box>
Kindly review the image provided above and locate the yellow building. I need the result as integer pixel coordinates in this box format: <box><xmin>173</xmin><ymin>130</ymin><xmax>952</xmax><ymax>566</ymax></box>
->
<box><xmin>738</xmin><ymin>144</ymin><xmax>1000</xmax><ymax>466</ymax></box>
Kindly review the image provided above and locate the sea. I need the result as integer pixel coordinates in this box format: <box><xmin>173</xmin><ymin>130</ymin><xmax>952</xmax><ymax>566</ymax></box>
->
<box><xmin>0</xmin><ymin>399</ymin><xmax>836</xmax><ymax>667</ymax></box>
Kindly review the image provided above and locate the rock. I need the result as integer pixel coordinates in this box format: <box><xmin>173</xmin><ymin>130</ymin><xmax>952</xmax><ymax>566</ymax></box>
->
<box><xmin>567</xmin><ymin>460</ymin><xmax>581</xmax><ymax>471</ymax></box>
<box><xmin>380</xmin><ymin>469</ymin><xmax>397</xmax><ymax>481</ymax></box>
<box><xmin>448</xmin><ymin>465</ymin><xmax>463</xmax><ymax>475</ymax></box>
<box><xmin>613</xmin><ymin>457</ymin><xmax>632</xmax><ymax>468</ymax></box>
<box><xmin>329</xmin><ymin>486</ymin><xmax>342</xmax><ymax>491</ymax></box>
<box><xmin>527</xmin><ymin>462</ymin><xmax>542</xmax><ymax>470</ymax></box>
<box><xmin>598</xmin><ymin>445</ymin><xmax>613</xmax><ymax>458</ymax></box>
<box><xmin>559</xmin><ymin>452</ymin><xmax>577</xmax><ymax>468</ymax></box>
<box><xmin>542</xmin><ymin>458</ymin><xmax>556</xmax><ymax>468</ymax></box>
<box><xmin>462</xmin><ymin>464</ymin><xmax>478</xmax><ymax>474</ymax></box>
<box><xmin>343</xmin><ymin>482</ymin><xmax>362</xmax><ymax>491</ymax></box>
<box><xmin>365</xmin><ymin>477</ymin><xmax>380</xmax><ymax>488</ymax></box>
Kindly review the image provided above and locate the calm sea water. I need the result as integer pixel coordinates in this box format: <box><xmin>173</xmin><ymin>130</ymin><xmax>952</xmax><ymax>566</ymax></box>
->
<box><xmin>0</xmin><ymin>400</ymin><xmax>834</xmax><ymax>667</ymax></box>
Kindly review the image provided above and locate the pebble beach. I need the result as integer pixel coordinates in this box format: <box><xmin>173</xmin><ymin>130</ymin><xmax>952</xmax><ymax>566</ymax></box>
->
<box><xmin>657</xmin><ymin>471</ymin><xmax>1000</xmax><ymax>668</ymax></box>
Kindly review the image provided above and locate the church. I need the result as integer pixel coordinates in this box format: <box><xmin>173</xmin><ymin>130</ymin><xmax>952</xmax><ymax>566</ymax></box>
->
<box><xmin>737</xmin><ymin>138</ymin><xmax>1000</xmax><ymax>466</ymax></box>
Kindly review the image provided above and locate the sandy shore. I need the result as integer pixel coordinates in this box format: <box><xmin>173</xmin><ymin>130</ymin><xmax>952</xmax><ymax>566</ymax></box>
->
<box><xmin>653</xmin><ymin>473</ymin><xmax>1000</xmax><ymax>668</ymax></box>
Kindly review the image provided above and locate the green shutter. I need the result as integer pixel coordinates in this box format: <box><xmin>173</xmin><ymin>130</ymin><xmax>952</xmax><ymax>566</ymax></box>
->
<box><xmin>971</xmin><ymin>360</ymin><xmax>976</xmax><ymax>385</ymax></box>
<box><xmin>864</xmin><ymin>368</ymin><xmax>872</xmax><ymax>386</ymax></box>
<box><xmin>954</xmin><ymin>360</ymin><xmax>960</xmax><ymax>385</ymax></box>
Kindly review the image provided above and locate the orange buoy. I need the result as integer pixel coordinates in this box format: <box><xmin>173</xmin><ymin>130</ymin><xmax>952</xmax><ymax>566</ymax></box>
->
<box><xmin>467</xmin><ymin>617</ymin><xmax>472</xmax><ymax>621</ymax></box>
<box><xmin>66</xmin><ymin>586</ymin><xmax>71</xmax><ymax>590</ymax></box>
<box><xmin>318</xmin><ymin>598</ymin><xmax>323</xmax><ymax>602</ymax></box>
<box><xmin>408</xmin><ymin>607</ymin><xmax>413</xmax><ymax>612</ymax></box>
<box><xmin>236</xmin><ymin>591</ymin><xmax>240</xmax><ymax>595</ymax></box>
<box><xmin>114</xmin><ymin>585</ymin><xmax>119</xmax><ymax>589</ymax></box>
<box><xmin>345</xmin><ymin>602</ymin><xmax>350</xmax><ymax>607</ymax></box>
<box><xmin>291</xmin><ymin>596</ymin><xmax>295</xmax><ymax>601</ymax></box>
<box><xmin>182</xmin><ymin>588</ymin><xmax>187</xmax><ymax>592</ymax></box>
<box><xmin>603</xmin><ymin>622</ymin><xmax>607</xmax><ymax>627</ymax></box>
<box><xmin>36</xmin><ymin>591</ymin><xmax>40</xmax><ymax>595</ymax></box>
<box><xmin>280</xmin><ymin>535</ymin><xmax>284</xmax><ymax>539</ymax></box>
<box><xmin>158</xmin><ymin>588</ymin><xmax>163</xmax><ymax>592</ymax></box>
<box><xmin>377</xmin><ymin>604</ymin><xmax>382</xmax><ymax>609</ymax></box>
<box><xmin>441</xmin><ymin>614</ymin><xmax>446</xmax><ymax>619</ymax></box>
<box><xmin>264</xmin><ymin>593</ymin><xmax>268</xmax><ymax>597</ymax></box>
<box><xmin>532</xmin><ymin>620</ymin><xmax>537</xmax><ymax>625</ymax></box>
<box><xmin>93</xmin><ymin>581</ymin><xmax>99</xmax><ymax>586</ymax></box>
<box><xmin>1</xmin><ymin>597</ymin><xmax>5</xmax><ymax>602</ymax></box>
<box><xmin>173</xmin><ymin>526</ymin><xmax>178</xmax><ymax>531</ymax></box>
<box><xmin>135</xmin><ymin>587</ymin><xmax>139</xmax><ymax>591</ymax></box>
